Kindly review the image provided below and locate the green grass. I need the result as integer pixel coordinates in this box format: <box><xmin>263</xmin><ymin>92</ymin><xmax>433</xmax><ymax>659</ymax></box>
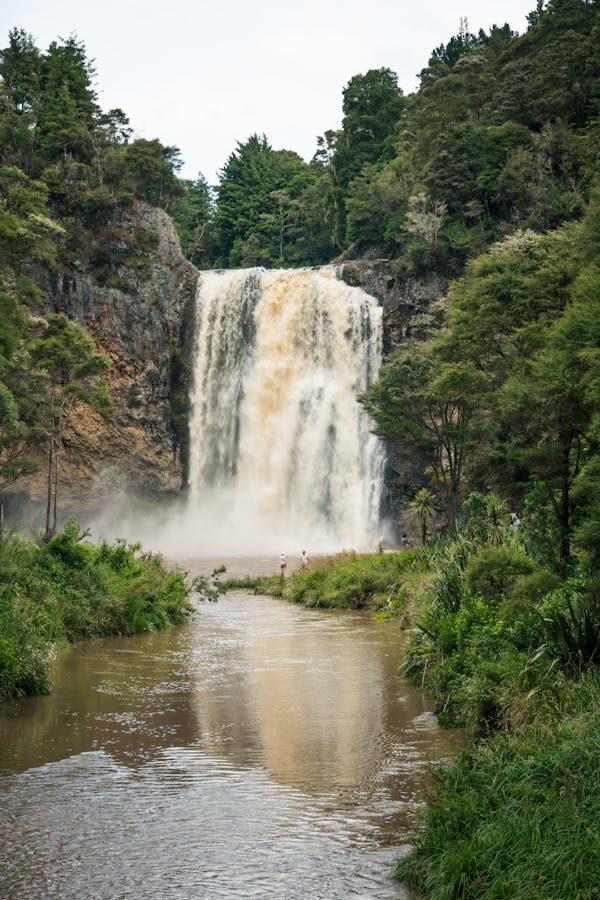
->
<box><xmin>281</xmin><ymin>549</ymin><xmax>419</xmax><ymax>611</ymax></box>
<box><xmin>221</xmin><ymin>574</ymin><xmax>285</xmax><ymax>596</ymax></box>
<box><xmin>396</xmin><ymin>671</ymin><xmax>600</xmax><ymax>898</ymax></box>
<box><xmin>0</xmin><ymin>517</ymin><xmax>192</xmax><ymax>699</ymax></box>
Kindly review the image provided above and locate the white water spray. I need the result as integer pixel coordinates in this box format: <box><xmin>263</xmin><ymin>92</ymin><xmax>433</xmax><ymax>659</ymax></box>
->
<box><xmin>187</xmin><ymin>267</ymin><xmax>385</xmax><ymax>554</ymax></box>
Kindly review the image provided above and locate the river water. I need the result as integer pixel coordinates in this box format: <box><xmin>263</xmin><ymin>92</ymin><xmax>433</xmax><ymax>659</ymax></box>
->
<box><xmin>0</xmin><ymin>562</ymin><xmax>462</xmax><ymax>899</ymax></box>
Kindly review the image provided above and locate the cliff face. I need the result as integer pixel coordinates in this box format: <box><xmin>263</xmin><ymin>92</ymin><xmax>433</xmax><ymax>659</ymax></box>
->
<box><xmin>13</xmin><ymin>229</ymin><xmax>444</xmax><ymax>514</ymax></box>
<box><xmin>338</xmin><ymin>259</ymin><xmax>448</xmax><ymax>537</ymax></box>
<box><xmin>338</xmin><ymin>259</ymin><xmax>448</xmax><ymax>354</ymax></box>
<box><xmin>19</xmin><ymin>202</ymin><xmax>199</xmax><ymax>506</ymax></box>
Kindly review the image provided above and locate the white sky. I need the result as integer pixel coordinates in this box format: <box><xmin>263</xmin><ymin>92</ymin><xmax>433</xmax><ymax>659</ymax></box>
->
<box><xmin>1</xmin><ymin>0</ymin><xmax>536</xmax><ymax>184</ymax></box>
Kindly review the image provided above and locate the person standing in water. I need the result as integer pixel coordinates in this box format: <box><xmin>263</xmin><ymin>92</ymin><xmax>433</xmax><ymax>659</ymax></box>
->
<box><xmin>280</xmin><ymin>553</ymin><xmax>287</xmax><ymax>576</ymax></box>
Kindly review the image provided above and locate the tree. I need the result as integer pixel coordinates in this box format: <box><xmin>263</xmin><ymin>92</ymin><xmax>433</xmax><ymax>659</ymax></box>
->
<box><xmin>120</xmin><ymin>138</ymin><xmax>183</xmax><ymax>208</ymax></box>
<box><xmin>212</xmin><ymin>134</ymin><xmax>314</xmax><ymax>267</ymax></box>
<box><xmin>345</xmin><ymin>159</ymin><xmax>408</xmax><ymax>245</ymax></box>
<box><xmin>29</xmin><ymin>315</ymin><xmax>111</xmax><ymax>541</ymax></box>
<box><xmin>429</xmin><ymin>18</ymin><xmax>491</xmax><ymax>69</ymax></box>
<box><xmin>37</xmin><ymin>36</ymin><xmax>100</xmax><ymax>164</ymax></box>
<box><xmin>0</xmin><ymin>288</ymin><xmax>39</xmax><ymax>531</ymax></box>
<box><xmin>171</xmin><ymin>172</ymin><xmax>214</xmax><ymax>266</ymax></box>
<box><xmin>500</xmin><ymin>252</ymin><xmax>600</xmax><ymax>571</ymax></box>
<box><xmin>330</xmin><ymin>68</ymin><xmax>405</xmax><ymax>246</ymax></box>
<box><xmin>0</xmin><ymin>165</ymin><xmax>64</xmax><ymax>264</ymax></box>
<box><xmin>0</xmin><ymin>29</ymin><xmax>42</xmax><ymax>171</ymax></box>
<box><xmin>410</xmin><ymin>487</ymin><xmax>436</xmax><ymax>544</ymax></box>
<box><xmin>361</xmin><ymin>345</ymin><xmax>487</xmax><ymax>529</ymax></box>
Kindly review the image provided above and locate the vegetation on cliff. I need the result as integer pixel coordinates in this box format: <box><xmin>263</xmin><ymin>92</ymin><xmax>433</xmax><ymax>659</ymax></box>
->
<box><xmin>0</xmin><ymin>516</ymin><xmax>192</xmax><ymax>699</ymax></box>
<box><xmin>0</xmin><ymin>29</ymin><xmax>189</xmax><ymax>526</ymax></box>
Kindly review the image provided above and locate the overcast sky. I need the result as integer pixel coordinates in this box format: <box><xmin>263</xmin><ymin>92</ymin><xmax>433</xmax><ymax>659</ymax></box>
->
<box><xmin>2</xmin><ymin>0</ymin><xmax>536</xmax><ymax>184</ymax></box>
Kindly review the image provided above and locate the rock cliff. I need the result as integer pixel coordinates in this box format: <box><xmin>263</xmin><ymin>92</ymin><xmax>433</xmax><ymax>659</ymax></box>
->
<box><xmin>12</xmin><ymin>222</ymin><xmax>445</xmax><ymax>517</ymax></box>
<box><xmin>338</xmin><ymin>259</ymin><xmax>448</xmax><ymax>353</ymax></box>
<box><xmin>18</xmin><ymin>202</ymin><xmax>198</xmax><ymax>507</ymax></box>
<box><xmin>338</xmin><ymin>259</ymin><xmax>448</xmax><ymax>538</ymax></box>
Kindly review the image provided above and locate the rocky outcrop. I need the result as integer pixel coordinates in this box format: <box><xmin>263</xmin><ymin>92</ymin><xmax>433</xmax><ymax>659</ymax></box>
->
<box><xmin>19</xmin><ymin>202</ymin><xmax>199</xmax><ymax>505</ymax></box>
<box><xmin>338</xmin><ymin>259</ymin><xmax>449</xmax><ymax>541</ymax></box>
<box><xmin>338</xmin><ymin>259</ymin><xmax>448</xmax><ymax>353</ymax></box>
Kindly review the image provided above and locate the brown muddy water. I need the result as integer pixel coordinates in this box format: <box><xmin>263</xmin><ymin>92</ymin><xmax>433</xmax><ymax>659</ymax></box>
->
<box><xmin>0</xmin><ymin>558</ymin><xmax>462</xmax><ymax>899</ymax></box>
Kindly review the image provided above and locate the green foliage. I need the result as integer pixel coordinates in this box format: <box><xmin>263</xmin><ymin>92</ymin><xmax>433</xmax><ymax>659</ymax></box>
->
<box><xmin>395</xmin><ymin>671</ymin><xmax>600</xmax><ymax>898</ymax></box>
<box><xmin>465</xmin><ymin>545</ymin><xmax>535</xmax><ymax>601</ymax></box>
<box><xmin>192</xmin><ymin>568</ymin><xmax>228</xmax><ymax>602</ymax></box>
<box><xmin>0</xmin><ymin>518</ymin><xmax>192</xmax><ymax>698</ymax></box>
<box><xmin>401</xmin><ymin>516</ymin><xmax>574</xmax><ymax>732</ymax></box>
<box><xmin>0</xmin><ymin>30</ymin><xmax>185</xmax><ymax>223</ymax></box>
<box><xmin>171</xmin><ymin>173</ymin><xmax>214</xmax><ymax>266</ymax></box>
<box><xmin>211</xmin><ymin>134</ymin><xmax>318</xmax><ymax>268</ymax></box>
<box><xmin>364</xmin><ymin>187</ymin><xmax>600</xmax><ymax>569</ymax></box>
<box><xmin>360</xmin><ymin>345</ymin><xmax>487</xmax><ymax>529</ymax></box>
<box><xmin>541</xmin><ymin>582</ymin><xmax>600</xmax><ymax>674</ymax></box>
<box><xmin>282</xmin><ymin>550</ymin><xmax>417</xmax><ymax>611</ymax></box>
<box><xmin>119</xmin><ymin>139</ymin><xmax>183</xmax><ymax>208</ymax></box>
<box><xmin>409</xmin><ymin>487</ymin><xmax>436</xmax><ymax>545</ymax></box>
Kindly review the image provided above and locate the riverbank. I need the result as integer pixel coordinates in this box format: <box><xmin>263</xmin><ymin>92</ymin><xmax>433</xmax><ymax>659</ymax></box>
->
<box><xmin>222</xmin><ymin>548</ymin><xmax>420</xmax><ymax>612</ymax></box>
<box><xmin>250</xmin><ymin>532</ymin><xmax>600</xmax><ymax>898</ymax></box>
<box><xmin>0</xmin><ymin>517</ymin><xmax>192</xmax><ymax>699</ymax></box>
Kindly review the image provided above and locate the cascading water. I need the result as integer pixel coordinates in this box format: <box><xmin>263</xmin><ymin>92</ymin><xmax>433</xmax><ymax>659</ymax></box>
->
<box><xmin>188</xmin><ymin>267</ymin><xmax>385</xmax><ymax>553</ymax></box>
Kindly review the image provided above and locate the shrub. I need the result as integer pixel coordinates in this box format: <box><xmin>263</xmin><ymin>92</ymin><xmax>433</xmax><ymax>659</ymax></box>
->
<box><xmin>395</xmin><ymin>671</ymin><xmax>600</xmax><ymax>898</ymax></box>
<box><xmin>465</xmin><ymin>544</ymin><xmax>536</xmax><ymax>601</ymax></box>
<box><xmin>541</xmin><ymin>582</ymin><xmax>600</xmax><ymax>673</ymax></box>
<box><xmin>283</xmin><ymin>550</ymin><xmax>418</xmax><ymax>611</ymax></box>
<box><xmin>0</xmin><ymin>521</ymin><xmax>192</xmax><ymax>699</ymax></box>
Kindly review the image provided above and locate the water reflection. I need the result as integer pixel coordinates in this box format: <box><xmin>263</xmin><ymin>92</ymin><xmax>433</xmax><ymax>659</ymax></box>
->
<box><xmin>0</xmin><ymin>590</ymin><xmax>462</xmax><ymax>899</ymax></box>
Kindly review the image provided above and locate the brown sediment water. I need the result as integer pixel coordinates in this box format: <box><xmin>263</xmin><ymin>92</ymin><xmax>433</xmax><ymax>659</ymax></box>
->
<box><xmin>0</xmin><ymin>562</ymin><xmax>462</xmax><ymax>899</ymax></box>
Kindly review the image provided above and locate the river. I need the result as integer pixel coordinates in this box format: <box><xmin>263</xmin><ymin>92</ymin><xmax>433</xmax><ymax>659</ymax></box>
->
<box><xmin>0</xmin><ymin>559</ymin><xmax>462</xmax><ymax>899</ymax></box>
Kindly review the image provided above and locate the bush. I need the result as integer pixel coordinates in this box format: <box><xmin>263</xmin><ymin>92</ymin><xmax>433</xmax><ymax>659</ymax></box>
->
<box><xmin>0</xmin><ymin>520</ymin><xmax>192</xmax><ymax>698</ymax></box>
<box><xmin>396</xmin><ymin>672</ymin><xmax>600</xmax><ymax>898</ymax></box>
<box><xmin>541</xmin><ymin>581</ymin><xmax>600</xmax><ymax>673</ymax></box>
<box><xmin>465</xmin><ymin>544</ymin><xmax>536</xmax><ymax>601</ymax></box>
<box><xmin>283</xmin><ymin>550</ymin><xmax>418</xmax><ymax>611</ymax></box>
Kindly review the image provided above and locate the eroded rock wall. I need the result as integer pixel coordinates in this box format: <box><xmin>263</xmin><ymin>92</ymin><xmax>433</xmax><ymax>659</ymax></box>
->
<box><xmin>18</xmin><ymin>202</ymin><xmax>198</xmax><ymax>506</ymax></box>
<box><xmin>338</xmin><ymin>259</ymin><xmax>449</xmax><ymax>540</ymax></box>
<box><xmin>338</xmin><ymin>259</ymin><xmax>448</xmax><ymax>353</ymax></box>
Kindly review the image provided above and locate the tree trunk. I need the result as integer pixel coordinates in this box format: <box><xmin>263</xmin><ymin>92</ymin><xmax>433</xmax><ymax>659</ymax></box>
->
<box><xmin>52</xmin><ymin>436</ymin><xmax>60</xmax><ymax>537</ymax></box>
<box><xmin>44</xmin><ymin>436</ymin><xmax>54</xmax><ymax>541</ymax></box>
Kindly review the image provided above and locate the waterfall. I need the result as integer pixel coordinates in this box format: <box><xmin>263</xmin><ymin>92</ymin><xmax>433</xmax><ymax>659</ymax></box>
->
<box><xmin>188</xmin><ymin>267</ymin><xmax>385</xmax><ymax>554</ymax></box>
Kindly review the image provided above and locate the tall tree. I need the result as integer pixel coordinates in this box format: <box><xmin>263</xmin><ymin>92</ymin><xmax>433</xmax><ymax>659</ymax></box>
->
<box><xmin>171</xmin><ymin>172</ymin><xmax>214</xmax><ymax>267</ymax></box>
<box><xmin>361</xmin><ymin>344</ymin><xmax>486</xmax><ymax>529</ymax></box>
<box><xmin>330</xmin><ymin>67</ymin><xmax>405</xmax><ymax>246</ymax></box>
<box><xmin>212</xmin><ymin>135</ymin><xmax>313</xmax><ymax>267</ymax></box>
<box><xmin>29</xmin><ymin>315</ymin><xmax>110</xmax><ymax>540</ymax></box>
<box><xmin>37</xmin><ymin>36</ymin><xmax>100</xmax><ymax>164</ymax></box>
<box><xmin>0</xmin><ymin>28</ymin><xmax>42</xmax><ymax>170</ymax></box>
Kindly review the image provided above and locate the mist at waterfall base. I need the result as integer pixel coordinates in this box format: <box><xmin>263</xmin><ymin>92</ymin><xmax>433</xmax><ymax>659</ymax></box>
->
<box><xmin>95</xmin><ymin>268</ymin><xmax>390</xmax><ymax>558</ymax></box>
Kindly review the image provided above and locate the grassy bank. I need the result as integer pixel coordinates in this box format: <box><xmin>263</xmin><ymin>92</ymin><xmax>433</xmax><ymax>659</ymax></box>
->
<box><xmin>268</xmin><ymin>527</ymin><xmax>600</xmax><ymax>897</ymax></box>
<box><xmin>395</xmin><ymin>671</ymin><xmax>600</xmax><ymax>898</ymax></box>
<box><xmin>222</xmin><ymin>549</ymin><xmax>421</xmax><ymax>612</ymax></box>
<box><xmin>0</xmin><ymin>517</ymin><xmax>192</xmax><ymax>699</ymax></box>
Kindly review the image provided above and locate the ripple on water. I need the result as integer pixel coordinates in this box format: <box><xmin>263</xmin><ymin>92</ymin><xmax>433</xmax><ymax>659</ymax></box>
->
<box><xmin>0</xmin><ymin>589</ymin><xmax>461</xmax><ymax>899</ymax></box>
<box><xmin>0</xmin><ymin>749</ymin><xmax>408</xmax><ymax>899</ymax></box>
